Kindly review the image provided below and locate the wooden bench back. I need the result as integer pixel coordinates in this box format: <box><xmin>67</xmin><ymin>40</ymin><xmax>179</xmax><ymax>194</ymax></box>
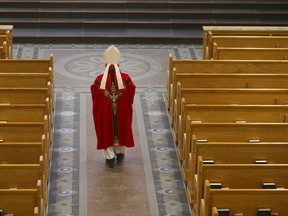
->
<box><xmin>172</xmin><ymin>86</ymin><xmax>288</xmax><ymax>136</ymax></box>
<box><xmin>0</xmin><ymin>180</ymin><xmax>44</xmax><ymax>216</ymax></box>
<box><xmin>176</xmin><ymin>103</ymin><xmax>288</xmax><ymax>148</ymax></box>
<box><xmin>202</xmin><ymin>25</ymin><xmax>288</xmax><ymax>59</ymax></box>
<box><xmin>167</xmin><ymin>57</ymin><xmax>288</xmax><ymax>109</ymax></box>
<box><xmin>169</xmin><ymin>72</ymin><xmax>288</xmax><ymax>119</ymax></box>
<box><xmin>0</xmin><ymin>30</ymin><xmax>12</xmax><ymax>59</ymax></box>
<box><xmin>0</xmin><ymin>104</ymin><xmax>48</xmax><ymax>122</ymax></box>
<box><xmin>0</xmin><ymin>73</ymin><xmax>50</xmax><ymax>87</ymax></box>
<box><xmin>189</xmin><ymin>122</ymin><xmax>288</xmax><ymax>142</ymax></box>
<box><xmin>0</xmin><ymin>143</ymin><xmax>43</xmax><ymax>164</ymax></box>
<box><xmin>0</xmin><ymin>55</ymin><xmax>54</xmax><ymax>82</ymax></box>
<box><xmin>180</xmin><ymin>87</ymin><xmax>288</xmax><ymax>105</ymax></box>
<box><xmin>201</xmin><ymin>180</ymin><xmax>288</xmax><ymax>216</ymax></box>
<box><xmin>0</xmin><ymin>121</ymin><xmax>48</xmax><ymax>142</ymax></box>
<box><xmin>0</xmin><ymin>157</ymin><xmax>44</xmax><ymax>189</ymax></box>
<box><xmin>206</xmin><ymin>35</ymin><xmax>288</xmax><ymax>59</ymax></box>
<box><xmin>0</xmin><ymin>41</ymin><xmax>8</xmax><ymax>59</ymax></box>
<box><xmin>181</xmin><ymin>122</ymin><xmax>288</xmax><ymax>182</ymax></box>
<box><xmin>212</xmin><ymin>46</ymin><xmax>288</xmax><ymax>60</ymax></box>
<box><xmin>194</xmin><ymin>156</ymin><xmax>288</xmax><ymax>215</ymax></box>
<box><xmin>189</xmin><ymin>143</ymin><xmax>288</xmax><ymax>204</ymax></box>
<box><xmin>0</xmin><ymin>85</ymin><xmax>51</xmax><ymax>104</ymax></box>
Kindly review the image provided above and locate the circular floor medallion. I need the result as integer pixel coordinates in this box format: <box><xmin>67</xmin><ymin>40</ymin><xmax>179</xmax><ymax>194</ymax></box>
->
<box><xmin>55</xmin><ymin>52</ymin><xmax>162</xmax><ymax>82</ymax></box>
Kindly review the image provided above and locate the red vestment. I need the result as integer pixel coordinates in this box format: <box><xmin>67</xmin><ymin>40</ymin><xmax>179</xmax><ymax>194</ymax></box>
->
<box><xmin>91</xmin><ymin>65</ymin><xmax>136</xmax><ymax>150</ymax></box>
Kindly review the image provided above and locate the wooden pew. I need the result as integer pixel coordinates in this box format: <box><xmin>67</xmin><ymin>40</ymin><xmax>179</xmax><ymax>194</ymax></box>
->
<box><xmin>0</xmin><ymin>30</ymin><xmax>12</xmax><ymax>59</ymax></box>
<box><xmin>0</xmin><ymin>56</ymin><xmax>55</xmax><ymax>127</ymax></box>
<box><xmin>0</xmin><ymin>156</ymin><xmax>44</xmax><ymax>189</ymax></box>
<box><xmin>170</xmin><ymin>72</ymin><xmax>288</xmax><ymax>121</ymax></box>
<box><xmin>190</xmin><ymin>142</ymin><xmax>288</xmax><ymax>194</ymax></box>
<box><xmin>0</xmin><ymin>143</ymin><xmax>43</xmax><ymax>165</ymax></box>
<box><xmin>0</xmin><ymin>41</ymin><xmax>8</xmax><ymax>59</ymax></box>
<box><xmin>169</xmin><ymin>72</ymin><xmax>288</xmax><ymax>126</ymax></box>
<box><xmin>206</xmin><ymin>35</ymin><xmax>288</xmax><ymax>60</ymax></box>
<box><xmin>0</xmin><ymin>102</ymin><xmax>53</xmax><ymax>147</ymax></box>
<box><xmin>0</xmin><ymin>81</ymin><xmax>54</xmax><ymax>122</ymax></box>
<box><xmin>0</xmin><ymin>55</ymin><xmax>54</xmax><ymax>83</ymax></box>
<box><xmin>174</xmin><ymin>72</ymin><xmax>288</xmax><ymax>89</ymax></box>
<box><xmin>0</xmin><ymin>83</ymin><xmax>52</xmax><ymax>104</ymax></box>
<box><xmin>173</xmin><ymin>85</ymin><xmax>288</xmax><ymax>142</ymax></box>
<box><xmin>193</xmin><ymin>155</ymin><xmax>288</xmax><ymax>215</ymax></box>
<box><xmin>167</xmin><ymin>56</ymin><xmax>288</xmax><ymax>111</ymax></box>
<box><xmin>0</xmin><ymin>58</ymin><xmax>55</xmax><ymax>114</ymax></box>
<box><xmin>202</xmin><ymin>26</ymin><xmax>288</xmax><ymax>59</ymax></box>
<box><xmin>0</xmin><ymin>134</ymin><xmax>48</xmax><ymax>168</ymax></box>
<box><xmin>200</xmin><ymin>180</ymin><xmax>288</xmax><ymax>216</ymax></box>
<box><xmin>0</xmin><ymin>156</ymin><xmax>47</xmax><ymax>212</ymax></box>
<box><xmin>0</xmin><ymin>118</ymin><xmax>51</xmax><ymax>169</ymax></box>
<box><xmin>0</xmin><ymin>103</ymin><xmax>49</xmax><ymax>122</ymax></box>
<box><xmin>182</xmin><ymin>122</ymin><xmax>288</xmax><ymax>182</ymax></box>
<box><xmin>0</xmin><ymin>102</ymin><xmax>53</xmax><ymax>154</ymax></box>
<box><xmin>0</xmin><ymin>117</ymin><xmax>49</xmax><ymax>143</ymax></box>
<box><xmin>212</xmin><ymin>46</ymin><xmax>288</xmax><ymax>60</ymax></box>
<box><xmin>0</xmin><ymin>180</ymin><xmax>45</xmax><ymax>216</ymax></box>
<box><xmin>177</xmin><ymin>102</ymin><xmax>288</xmax><ymax>155</ymax></box>
<box><xmin>0</xmin><ymin>25</ymin><xmax>13</xmax><ymax>59</ymax></box>
<box><xmin>0</xmin><ymin>73</ymin><xmax>50</xmax><ymax>88</ymax></box>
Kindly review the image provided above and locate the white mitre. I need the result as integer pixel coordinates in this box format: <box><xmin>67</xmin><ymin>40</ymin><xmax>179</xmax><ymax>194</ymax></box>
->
<box><xmin>100</xmin><ymin>45</ymin><xmax>124</xmax><ymax>90</ymax></box>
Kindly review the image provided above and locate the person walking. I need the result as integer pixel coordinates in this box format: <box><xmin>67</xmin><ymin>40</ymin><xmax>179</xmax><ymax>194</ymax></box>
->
<box><xmin>91</xmin><ymin>45</ymin><xmax>136</xmax><ymax>168</ymax></box>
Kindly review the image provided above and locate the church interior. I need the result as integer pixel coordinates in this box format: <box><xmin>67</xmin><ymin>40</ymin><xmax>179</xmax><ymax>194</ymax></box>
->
<box><xmin>1</xmin><ymin>0</ymin><xmax>288</xmax><ymax>216</ymax></box>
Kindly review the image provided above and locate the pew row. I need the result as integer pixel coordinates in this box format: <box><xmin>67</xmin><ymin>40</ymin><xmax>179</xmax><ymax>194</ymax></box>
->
<box><xmin>189</xmin><ymin>142</ymin><xmax>288</xmax><ymax>204</ymax></box>
<box><xmin>0</xmin><ymin>121</ymin><xmax>48</xmax><ymax>142</ymax></box>
<box><xmin>0</xmin><ymin>118</ymin><xmax>52</xmax><ymax>169</ymax></box>
<box><xmin>0</xmin><ymin>26</ymin><xmax>13</xmax><ymax>58</ymax></box>
<box><xmin>0</xmin><ymin>180</ymin><xmax>45</xmax><ymax>216</ymax></box>
<box><xmin>193</xmin><ymin>156</ymin><xmax>288</xmax><ymax>215</ymax></box>
<box><xmin>0</xmin><ymin>73</ymin><xmax>50</xmax><ymax>88</ymax></box>
<box><xmin>212</xmin><ymin>46</ymin><xmax>288</xmax><ymax>60</ymax></box>
<box><xmin>182</xmin><ymin>122</ymin><xmax>288</xmax><ymax>182</ymax></box>
<box><xmin>167</xmin><ymin>56</ymin><xmax>288</xmax><ymax>110</ymax></box>
<box><xmin>0</xmin><ymin>55</ymin><xmax>53</xmax><ymax>82</ymax></box>
<box><xmin>0</xmin><ymin>41</ymin><xmax>8</xmax><ymax>59</ymax></box>
<box><xmin>0</xmin><ymin>156</ymin><xmax>48</xmax><ymax>209</ymax></box>
<box><xmin>0</xmin><ymin>30</ymin><xmax>12</xmax><ymax>59</ymax></box>
<box><xmin>173</xmin><ymin>86</ymin><xmax>288</xmax><ymax>142</ymax></box>
<box><xmin>205</xmin><ymin>35</ymin><xmax>288</xmax><ymax>59</ymax></box>
<box><xmin>202</xmin><ymin>26</ymin><xmax>288</xmax><ymax>59</ymax></box>
<box><xmin>0</xmin><ymin>156</ymin><xmax>44</xmax><ymax>189</ymax></box>
<box><xmin>170</xmin><ymin>72</ymin><xmax>288</xmax><ymax>123</ymax></box>
<box><xmin>0</xmin><ymin>84</ymin><xmax>52</xmax><ymax>104</ymax></box>
<box><xmin>200</xmin><ymin>180</ymin><xmax>288</xmax><ymax>216</ymax></box>
<box><xmin>177</xmin><ymin>102</ymin><xmax>288</xmax><ymax>156</ymax></box>
<box><xmin>0</xmin><ymin>142</ymin><xmax>44</xmax><ymax>165</ymax></box>
<box><xmin>0</xmin><ymin>103</ymin><xmax>49</xmax><ymax>122</ymax></box>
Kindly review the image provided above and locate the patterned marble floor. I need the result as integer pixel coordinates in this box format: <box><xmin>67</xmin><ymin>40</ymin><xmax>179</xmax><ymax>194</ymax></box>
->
<box><xmin>14</xmin><ymin>43</ymin><xmax>202</xmax><ymax>216</ymax></box>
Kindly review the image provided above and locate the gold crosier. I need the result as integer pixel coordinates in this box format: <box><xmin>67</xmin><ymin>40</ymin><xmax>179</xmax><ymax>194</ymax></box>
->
<box><xmin>104</xmin><ymin>81</ymin><xmax>123</xmax><ymax>146</ymax></box>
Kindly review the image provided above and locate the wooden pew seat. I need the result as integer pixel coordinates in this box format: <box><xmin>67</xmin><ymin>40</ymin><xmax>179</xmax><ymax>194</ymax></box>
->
<box><xmin>205</xmin><ymin>35</ymin><xmax>288</xmax><ymax>59</ymax></box>
<box><xmin>193</xmin><ymin>156</ymin><xmax>288</xmax><ymax>215</ymax></box>
<box><xmin>0</xmin><ymin>73</ymin><xmax>50</xmax><ymax>87</ymax></box>
<box><xmin>202</xmin><ymin>26</ymin><xmax>288</xmax><ymax>59</ymax></box>
<box><xmin>200</xmin><ymin>180</ymin><xmax>288</xmax><ymax>216</ymax></box>
<box><xmin>167</xmin><ymin>55</ymin><xmax>288</xmax><ymax>109</ymax></box>
<box><xmin>0</xmin><ymin>103</ymin><xmax>49</xmax><ymax>122</ymax></box>
<box><xmin>212</xmin><ymin>46</ymin><xmax>288</xmax><ymax>60</ymax></box>
<box><xmin>182</xmin><ymin>122</ymin><xmax>288</xmax><ymax>182</ymax></box>
<box><xmin>0</xmin><ymin>180</ymin><xmax>44</xmax><ymax>216</ymax></box>
<box><xmin>0</xmin><ymin>143</ymin><xmax>43</xmax><ymax>164</ymax></box>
